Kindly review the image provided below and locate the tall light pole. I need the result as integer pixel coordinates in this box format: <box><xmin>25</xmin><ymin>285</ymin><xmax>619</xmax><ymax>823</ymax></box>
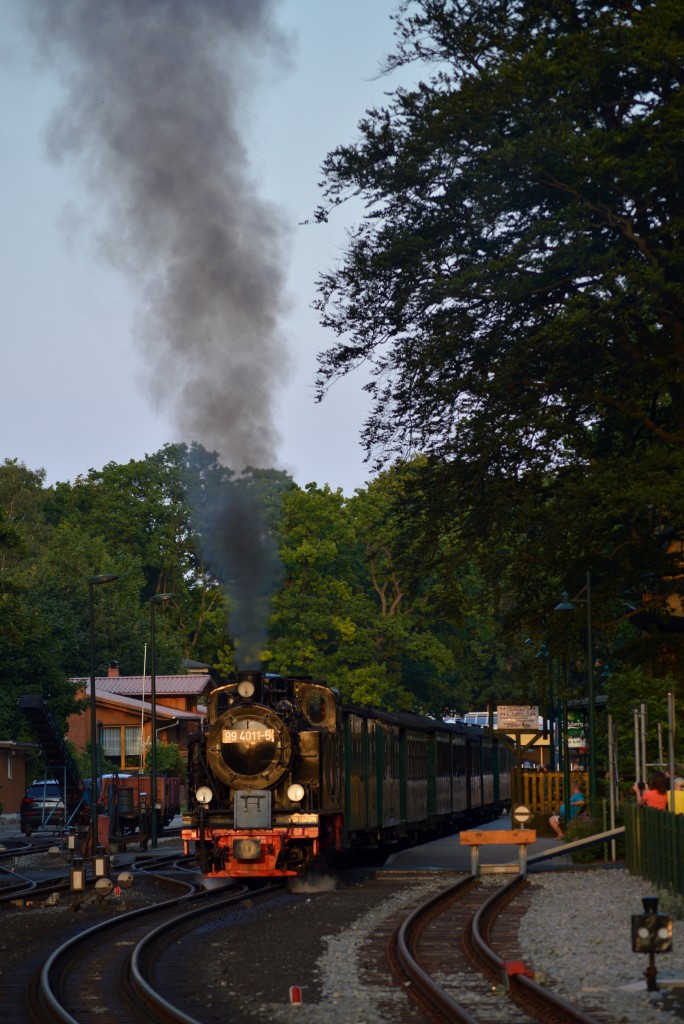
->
<box><xmin>88</xmin><ymin>573</ymin><xmax>119</xmax><ymax>855</ymax></box>
<box><xmin>149</xmin><ymin>593</ymin><xmax>176</xmax><ymax>847</ymax></box>
<box><xmin>556</xmin><ymin>571</ymin><xmax>596</xmax><ymax>806</ymax></box>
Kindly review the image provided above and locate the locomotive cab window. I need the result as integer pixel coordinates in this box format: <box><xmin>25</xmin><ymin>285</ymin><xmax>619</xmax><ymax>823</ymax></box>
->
<box><xmin>305</xmin><ymin>692</ymin><xmax>327</xmax><ymax>724</ymax></box>
<box><xmin>300</xmin><ymin>685</ymin><xmax>337</xmax><ymax>730</ymax></box>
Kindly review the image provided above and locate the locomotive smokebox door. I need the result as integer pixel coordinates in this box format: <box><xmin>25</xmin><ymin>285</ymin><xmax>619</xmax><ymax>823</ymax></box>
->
<box><xmin>235</xmin><ymin>790</ymin><xmax>272</xmax><ymax>828</ymax></box>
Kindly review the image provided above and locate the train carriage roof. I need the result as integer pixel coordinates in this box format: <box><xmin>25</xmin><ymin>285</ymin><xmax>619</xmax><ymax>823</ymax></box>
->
<box><xmin>342</xmin><ymin>703</ymin><xmax>489</xmax><ymax>738</ymax></box>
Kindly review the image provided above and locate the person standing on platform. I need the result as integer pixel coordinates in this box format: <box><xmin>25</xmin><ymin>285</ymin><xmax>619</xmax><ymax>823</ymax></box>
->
<box><xmin>633</xmin><ymin>771</ymin><xmax>669</xmax><ymax>810</ymax></box>
<box><xmin>667</xmin><ymin>777</ymin><xmax>684</xmax><ymax>813</ymax></box>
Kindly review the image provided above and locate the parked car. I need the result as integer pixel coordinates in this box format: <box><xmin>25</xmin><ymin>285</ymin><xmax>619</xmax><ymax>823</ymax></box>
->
<box><xmin>20</xmin><ymin>780</ymin><xmax>65</xmax><ymax>831</ymax></box>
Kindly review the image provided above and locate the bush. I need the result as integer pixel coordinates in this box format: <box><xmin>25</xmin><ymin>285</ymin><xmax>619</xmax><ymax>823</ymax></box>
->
<box><xmin>145</xmin><ymin>742</ymin><xmax>186</xmax><ymax>783</ymax></box>
<box><xmin>563</xmin><ymin>813</ymin><xmax>605</xmax><ymax>862</ymax></box>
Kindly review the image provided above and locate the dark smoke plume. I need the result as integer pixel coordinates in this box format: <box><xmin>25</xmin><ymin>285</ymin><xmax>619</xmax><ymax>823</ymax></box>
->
<box><xmin>26</xmin><ymin>0</ymin><xmax>292</xmax><ymax>470</ymax></box>
<box><xmin>197</xmin><ymin>473</ymin><xmax>284</xmax><ymax>669</ymax></box>
<box><xmin>25</xmin><ymin>1</ymin><xmax>294</xmax><ymax>664</ymax></box>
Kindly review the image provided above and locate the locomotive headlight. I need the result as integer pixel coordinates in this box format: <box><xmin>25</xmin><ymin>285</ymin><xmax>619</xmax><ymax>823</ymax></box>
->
<box><xmin>196</xmin><ymin>786</ymin><xmax>213</xmax><ymax>805</ymax></box>
<box><xmin>238</xmin><ymin>680</ymin><xmax>255</xmax><ymax>698</ymax></box>
<box><xmin>287</xmin><ymin>783</ymin><xmax>305</xmax><ymax>802</ymax></box>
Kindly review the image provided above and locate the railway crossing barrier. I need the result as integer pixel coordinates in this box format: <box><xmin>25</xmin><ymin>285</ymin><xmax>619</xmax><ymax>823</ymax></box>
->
<box><xmin>460</xmin><ymin>829</ymin><xmax>537</xmax><ymax>879</ymax></box>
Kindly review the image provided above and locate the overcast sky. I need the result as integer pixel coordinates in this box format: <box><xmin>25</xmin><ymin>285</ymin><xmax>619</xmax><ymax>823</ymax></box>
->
<box><xmin>1</xmin><ymin>1</ymin><xmax>410</xmax><ymax>495</ymax></box>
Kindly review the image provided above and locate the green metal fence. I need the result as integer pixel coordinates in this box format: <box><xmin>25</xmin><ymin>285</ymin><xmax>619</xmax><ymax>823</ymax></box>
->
<box><xmin>623</xmin><ymin>802</ymin><xmax>684</xmax><ymax>898</ymax></box>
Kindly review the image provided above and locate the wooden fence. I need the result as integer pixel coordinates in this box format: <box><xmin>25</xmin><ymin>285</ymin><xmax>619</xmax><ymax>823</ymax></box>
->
<box><xmin>623</xmin><ymin>801</ymin><xmax>684</xmax><ymax>898</ymax></box>
<box><xmin>515</xmin><ymin>771</ymin><xmax>590</xmax><ymax>816</ymax></box>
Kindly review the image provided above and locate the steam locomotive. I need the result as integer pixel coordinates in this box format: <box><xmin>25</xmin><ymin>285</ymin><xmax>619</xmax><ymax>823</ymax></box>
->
<box><xmin>182</xmin><ymin>670</ymin><xmax>514</xmax><ymax>880</ymax></box>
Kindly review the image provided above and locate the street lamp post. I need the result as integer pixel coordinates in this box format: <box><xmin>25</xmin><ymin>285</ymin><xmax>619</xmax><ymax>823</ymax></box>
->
<box><xmin>88</xmin><ymin>573</ymin><xmax>119</xmax><ymax>855</ymax></box>
<box><xmin>149</xmin><ymin>593</ymin><xmax>176</xmax><ymax>848</ymax></box>
<box><xmin>556</xmin><ymin>571</ymin><xmax>597</xmax><ymax>806</ymax></box>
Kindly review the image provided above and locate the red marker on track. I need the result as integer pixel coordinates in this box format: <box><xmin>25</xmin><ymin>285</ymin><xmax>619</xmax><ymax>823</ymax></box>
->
<box><xmin>289</xmin><ymin>985</ymin><xmax>303</xmax><ymax>1004</ymax></box>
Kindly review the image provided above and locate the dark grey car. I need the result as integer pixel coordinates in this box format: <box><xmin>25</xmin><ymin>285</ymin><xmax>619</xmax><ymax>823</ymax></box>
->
<box><xmin>19</xmin><ymin>781</ymin><xmax>65</xmax><ymax>831</ymax></box>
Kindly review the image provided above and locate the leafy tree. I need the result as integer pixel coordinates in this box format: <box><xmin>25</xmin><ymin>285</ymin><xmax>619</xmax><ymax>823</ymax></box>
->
<box><xmin>347</xmin><ymin>472</ymin><xmax>460</xmax><ymax>711</ymax></box>
<box><xmin>0</xmin><ymin>461</ymin><xmax>74</xmax><ymax>738</ymax></box>
<box><xmin>46</xmin><ymin>444</ymin><xmax>230</xmax><ymax>669</ymax></box>
<box><xmin>24</xmin><ymin>522</ymin><xmax>148</xmax><ymax>676</ymax></box>
<box><xmin>313</xmin><ymin>0</ymin><xmax>684</xmax><ymax>697</ymax></box>
<box><xmin>0</xmin><ymin>594</ymin><xmax>70</xmax><ymax>739</ymax></box>
<box><xmin>316</xmin><ymin>0</ymin><xmax>684</xmax><ymax>473</ymax></box>
<box><xmin>265</xmin><ymin>483</ymin><xmax>380</xmax><ymax>693</ymax></box>
<box><xmin>266</xmin><ymin>475</ymin><xmax>476</xmax><ymax>713</ymax></box>
<box><xmin>47</xmin><ymin>445</ymin><xmax>198</xmax><ymax>599</ymax></box>
<box><xmin>0</xmin><ymin>459</ymin><xmax>53</xmax><ymax>572</ymax></box>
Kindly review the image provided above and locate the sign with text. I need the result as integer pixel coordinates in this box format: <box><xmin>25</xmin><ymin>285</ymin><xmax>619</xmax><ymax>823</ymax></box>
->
<box><xmin>497</xmin><ymin>705</ymin><xmax>539</xmax><ymax>730</ymax></box>
<box><xmin>567</xmin><ymin>711</ymin><xmax>587</xmax><ymax>749</ymax></box>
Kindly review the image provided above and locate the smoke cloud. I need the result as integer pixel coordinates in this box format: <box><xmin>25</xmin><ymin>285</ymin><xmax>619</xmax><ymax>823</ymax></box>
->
<box><xmin>24</xmin><ymin>1</ymin><xmax>295</xmax><ymax>666</ymax></box>
<box><xmin>26</xmin><ymin>0</ymin><xmax>292</xmax><ymax>471</ymax></box>
<box><xmin>199</xmin><ymin>477</ymin><xmax>283</xmax><ymax>668</ymax></box>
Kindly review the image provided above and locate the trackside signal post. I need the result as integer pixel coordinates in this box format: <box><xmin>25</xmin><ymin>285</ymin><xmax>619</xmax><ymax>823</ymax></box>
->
<box><xmin>632</xmin><ymin>896</ymin><xmax>673</xmax><ymax>991</ymax></box>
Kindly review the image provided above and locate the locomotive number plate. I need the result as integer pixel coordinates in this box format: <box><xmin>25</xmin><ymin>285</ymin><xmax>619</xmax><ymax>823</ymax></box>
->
<box><xmin>223</xmin><ymin>728</ymin><xmax>275</xmax><ymax>744</ymax></box>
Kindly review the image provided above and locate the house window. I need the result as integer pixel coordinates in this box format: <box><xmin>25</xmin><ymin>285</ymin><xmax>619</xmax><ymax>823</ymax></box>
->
<box><xmin>125</xmin><ymin>727</ymin><xmax>142</xmax><ymax>768</ymax></box>
<box><xmin>101</xmin><ymin>727</ymin><xmax>142</xmax><ymax>769</ymax></box>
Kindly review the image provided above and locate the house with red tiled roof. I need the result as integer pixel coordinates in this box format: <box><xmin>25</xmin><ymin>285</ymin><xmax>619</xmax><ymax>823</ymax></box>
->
<box><xmin>67</xmin><ymin>663</ymin><xmax>211</xmax><ymax>773</ymax></box>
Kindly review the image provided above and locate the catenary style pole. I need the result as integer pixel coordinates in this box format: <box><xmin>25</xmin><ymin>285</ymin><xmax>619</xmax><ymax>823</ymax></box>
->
<box><xmin>149</xmin><ymin>594</ymin><xmax>176</xmax><ymax>848</ymax></box>
<box><xmin>585</xmin><ymin>572</ymin><xmax>596</xmax><ymax>805</ymax></box>
<box><xmin>88</xmin><ymin>574</ymin><xmax>119</xmax><ymax>855</ymax></box>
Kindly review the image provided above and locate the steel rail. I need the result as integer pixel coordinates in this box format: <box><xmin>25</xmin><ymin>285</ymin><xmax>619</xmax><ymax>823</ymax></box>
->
<box><xmin>38</xmin><ymin>873</ymin><xmax>201</xmax><ymax>1024</ymax></box>
<box><xmin>470</xmin><ymin>876</ymin><xmax>607</xmax><ymax>1024</ymax></box>
<box><xmin>129</xmin><ymin>883</ymin><xmax>283</xmax><ymax>1023</ymax></box>
<box><xmin>394</xmin><ymin>875</ymin><xmax>483</xmax><ymax>1024</ymax></box>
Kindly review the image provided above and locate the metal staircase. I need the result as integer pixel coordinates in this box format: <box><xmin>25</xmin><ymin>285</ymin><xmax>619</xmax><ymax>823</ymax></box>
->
<box><xmin>19</xmin><ymin>694</ymin><xmax>86</xmax><ymax>825</ymax></box>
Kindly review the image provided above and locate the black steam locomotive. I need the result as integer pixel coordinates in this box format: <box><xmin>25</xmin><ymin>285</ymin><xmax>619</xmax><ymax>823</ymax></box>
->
<box><xmin>182</xmin><ymin>670</ymin><xmax>514</xmax><ymax>880</ymax></box>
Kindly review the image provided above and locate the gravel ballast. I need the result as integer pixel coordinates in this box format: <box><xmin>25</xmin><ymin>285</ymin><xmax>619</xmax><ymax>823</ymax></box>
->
<box><xmin>519</xmin><ymin>869</ymin><xmax>684</xmax><ymax>1024</ymax></box>
<box><xmin>238</xmin><ymin>868</ymin><xmax>684</xmax><ymax>1024</ymax></box>
<box><xmin>3</xmin><ymin>831</ymin><xmax>683</xmax><ymax>1024</ymax></box>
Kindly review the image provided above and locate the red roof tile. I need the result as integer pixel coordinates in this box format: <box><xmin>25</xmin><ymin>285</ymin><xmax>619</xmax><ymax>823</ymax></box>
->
<box><xmin>72</xmin><ymin>675</ymin><xmax>212</xmax><ymax>697</ymax></box>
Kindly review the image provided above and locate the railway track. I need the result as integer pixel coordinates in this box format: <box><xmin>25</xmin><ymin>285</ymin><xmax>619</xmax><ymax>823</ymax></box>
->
<box><xmin>2</xmin><ymin>840</ymin><xmax>661</xmax><ymax>1024</ymax></box>
<box><xmin>388</xmin><ymin>873</ymin><xmax>620</xmax><ymax>1024</ymax></box>
<box><xmin>30</xmin><ymin>875</ymin><xmax>282</xmax><ymax>1024</ymax></box>
<box><xmin>0</xmin><ymin>841</ymin><xmax>185</xmax><ymax>904</ymax></box>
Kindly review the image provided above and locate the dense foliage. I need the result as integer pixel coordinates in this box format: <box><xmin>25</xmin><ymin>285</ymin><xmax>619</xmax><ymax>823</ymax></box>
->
<box><xmin>312</xmin><ymin>0</ymin><xmax>684</xmax><ymax>764</ymax></box>
<box><xmin>316</xmin><ymin>0</ymin><xmax>684</xmax><ymax>473</ymax></box>
<box><xmin>2</xmin><ymin>2</ymin><xmax>683</xmax><ymax>776</ymax></box>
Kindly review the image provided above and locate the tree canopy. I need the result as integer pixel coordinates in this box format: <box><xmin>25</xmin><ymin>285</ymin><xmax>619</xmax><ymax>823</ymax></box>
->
<box><xmin>2</xmin><ymin>4</ymin><xmax>684</xmax><ymax>773</ymax></box>
<box><xmin>314</xmin><ymin>0</ymin><xmax>684</xmax><ymax>683</ymax></box>
<box><xmin>315</xmin><ymin>0</ymin><xmax>684</xmax><ymax>477</ymax></box>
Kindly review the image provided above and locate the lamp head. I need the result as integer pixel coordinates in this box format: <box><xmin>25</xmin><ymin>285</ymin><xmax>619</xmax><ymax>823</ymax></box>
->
<box><xmin>150</xmin><ymin>592</ymin><xmax>177</xmax><ymax>605</ymax></box>
<box><xmin>555</xmin><ymin>591</ymin><xmax>576</xmax><ymax>611</ymax></box>
<box><xmin>89</xmin><ymin>573</ymin><xmax>119</xmax><ymax>586</ymax></box>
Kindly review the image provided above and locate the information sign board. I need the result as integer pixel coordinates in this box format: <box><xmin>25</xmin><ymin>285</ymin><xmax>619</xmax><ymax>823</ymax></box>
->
<box><xmin>497</xmin><ymin>705</ymin><xmax>539</xmax><ymax>730</ymax></box>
